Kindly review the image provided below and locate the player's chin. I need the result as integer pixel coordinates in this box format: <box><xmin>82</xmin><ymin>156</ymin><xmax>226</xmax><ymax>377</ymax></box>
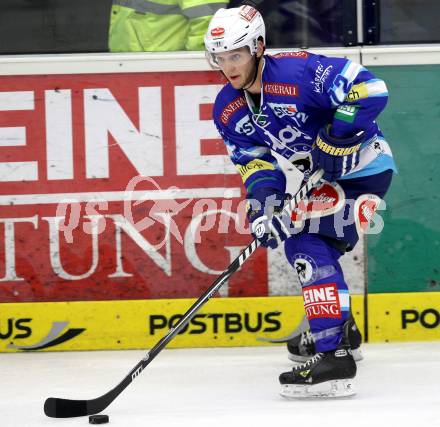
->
<box><xmin>228</xmin><ymin>77</ymin><xmax>243</xmax><ymax>89</ymax></box>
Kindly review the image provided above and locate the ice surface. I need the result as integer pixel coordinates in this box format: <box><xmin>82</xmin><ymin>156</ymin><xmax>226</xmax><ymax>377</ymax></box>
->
<box><xmin>1</xmin><ymin>342</ymin><xmax>439</xmax><ymax>427</ymax></box>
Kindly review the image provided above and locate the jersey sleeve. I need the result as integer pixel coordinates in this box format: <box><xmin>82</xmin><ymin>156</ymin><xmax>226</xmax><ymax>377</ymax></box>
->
<box><xmin>214</xmin><ymin>114</ymin><xmax>286</xmax><ymax>197</ymax></box>
<box><xmin>303</xmin><ymin>54</ymin><xmax>389</xmax><ymax>138</ymax></box>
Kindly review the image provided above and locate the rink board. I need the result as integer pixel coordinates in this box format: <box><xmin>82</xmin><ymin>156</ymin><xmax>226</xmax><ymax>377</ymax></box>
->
<box><xmin>0</xmin><ymin>295</ymin><xmax>364</xmax><ymax>352</ymax></box>
<box><xmin>368</xmin><ymin>292</ymin><xmax>440</xmax><ymax>342</ymax></box>
<box><xmin>1</xmin><ymin>292</ymin><xmax>439</xmax><ymax>352</ymax></box>
<box><xmin>2</xmin><ymin>291</ymin><xmax>439</xmax><ymax>352</ymax></box>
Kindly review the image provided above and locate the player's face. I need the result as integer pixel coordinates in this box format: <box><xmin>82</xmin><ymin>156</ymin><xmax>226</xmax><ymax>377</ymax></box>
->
<box><xmin>213</xmin><ymin>47</ymin><xmax>256</xmax><ymax>89</ymax></box>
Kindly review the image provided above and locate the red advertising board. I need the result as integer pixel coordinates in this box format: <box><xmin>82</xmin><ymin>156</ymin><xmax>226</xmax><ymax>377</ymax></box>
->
<box><xmin>0</xmin><ymin>71</ymin><xmax>268</xmax><ymax>302</ymax></box>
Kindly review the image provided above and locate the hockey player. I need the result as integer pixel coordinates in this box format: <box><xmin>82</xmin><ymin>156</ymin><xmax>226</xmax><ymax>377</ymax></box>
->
<box><xmin>204</xmin><ymin>5</ymin><xmax>396</xmax><ymax>398</ymax></box>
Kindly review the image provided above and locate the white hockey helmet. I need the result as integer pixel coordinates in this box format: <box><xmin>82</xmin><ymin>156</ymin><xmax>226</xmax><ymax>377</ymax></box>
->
<box><xmin>204</xmin><ymin>6</ymin><xmax>266</xmax><ymax>68</ymax></box>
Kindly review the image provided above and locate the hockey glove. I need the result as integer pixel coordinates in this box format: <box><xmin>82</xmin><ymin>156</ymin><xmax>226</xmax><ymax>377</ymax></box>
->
<box><xmin>247</xmin><ymin>188</ymin><xmax>293</xmax><ymax>249</ymax></box>
<box><xmin>311</xmin><ymin>125</ymin><xmax>364</xmax><ymax>182</ymax></box>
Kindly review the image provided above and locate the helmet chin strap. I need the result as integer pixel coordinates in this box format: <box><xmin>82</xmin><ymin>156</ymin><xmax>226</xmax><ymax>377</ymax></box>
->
<box><xmin>242</xmin><ymin>53</ymin><xmax>262</xmax><ymax>91</ymax></box>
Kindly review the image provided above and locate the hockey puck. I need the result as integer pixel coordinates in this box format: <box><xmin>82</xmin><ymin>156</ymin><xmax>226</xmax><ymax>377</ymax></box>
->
<box><xmin>89</xmin><ymin>414</ymin><xmax>109</xmax><ymax>424</ymax></box>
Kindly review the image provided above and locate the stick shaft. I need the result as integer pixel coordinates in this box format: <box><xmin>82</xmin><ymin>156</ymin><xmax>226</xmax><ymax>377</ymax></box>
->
<box><xmin>44</xmin><ymin>169</ymin><xmax>323</xmax><ymax>418</ymax></box>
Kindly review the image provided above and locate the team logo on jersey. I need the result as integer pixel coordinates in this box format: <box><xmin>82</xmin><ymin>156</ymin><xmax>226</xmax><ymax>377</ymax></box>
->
<box><xmin>354</xmin><ymin>193</ymin><xmax>382</xmax><ymax>235</ymax></box>
<box><xmin>311</xmin><ymin>61</ymin><xmax>333</xmax><ymax>93</ymax></box>
<box><xmin>291</xmin><ymin>182</ymin><xmax>345</xmax><ymax>223</ymax></box>
<box><xmin>302</xmin><ymin>283</ymin><xmax>341</xmax><ymax>320</ymax></box>
<box><xmin>293</xmin><ymin>253</ymin><xmax>317</xmax><ymax>285</ymax></box>
<box><xmin>278</xmin><ymin>125</ymin><xmax>311</xmax><ymax>143</ymax></box>
<box><xmin>273</xmin><ymin>51</ymin><xmax>309</xmax><ymax>59</ymax></box>
<box><xmin>220</xmin><ymin>96</ymin><xmax>247</xmax><ymax>125</ymax></box>
<box><xmin>211</xmin><ymin>27</ymin><xmax>225</xmax><ymax>37</ymax></box>
<box><xmin>264</xmin><ymin>124</ymin><xmax>312</xmax><ymax>150</ymax></box>
<box><xmin>235</xmin><ymin>115</ymin><xmax>256</xmax><ymax>135</ymax></box>
<box><xmin>263</xmin><ymin>83</ymin><xmax>299</xmax><ymax>97</ymax></box>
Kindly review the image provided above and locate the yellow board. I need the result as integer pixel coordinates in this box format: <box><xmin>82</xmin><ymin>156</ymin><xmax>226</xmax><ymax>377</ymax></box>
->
<box><xmin>368</xmin><ymin>292</ymin><xmax>440</xmax><ymax>342</ymax></box>
<box><xmin>0</xmin><ymin>295</ymin><xmax>364</xmax><ymax>352</ymax></box>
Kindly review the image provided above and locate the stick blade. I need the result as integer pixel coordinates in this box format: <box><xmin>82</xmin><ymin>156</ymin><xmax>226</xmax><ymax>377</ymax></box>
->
<box><xmin>44</xmin><ymin>397</ymin><xmax>89</xmax><ymax>418</ymax></box>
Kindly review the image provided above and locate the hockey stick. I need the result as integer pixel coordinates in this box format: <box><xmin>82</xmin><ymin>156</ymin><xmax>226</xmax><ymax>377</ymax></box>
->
<box><xmin>257</xmin><ymin>315</ymin><xmax>309</xmax><ymax>343</ymax></box>
<box><xmin>44</xmin><ymin>168</ymin><xmax>324</xmax><ymax>418</ymax></box>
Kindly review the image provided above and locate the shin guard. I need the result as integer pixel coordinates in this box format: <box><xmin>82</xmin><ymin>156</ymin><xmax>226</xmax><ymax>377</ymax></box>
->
<box><xmin>285</xmin><ymin>233</ymin><xmax>350</xmax><ymax>352</ymax></box>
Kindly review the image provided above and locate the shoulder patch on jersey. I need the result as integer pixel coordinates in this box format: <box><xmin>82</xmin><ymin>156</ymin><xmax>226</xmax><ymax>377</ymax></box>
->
<box><xmin>220</xmin><ymin>96</ymin><xmax>247</xmax><ymax>125</ymax></box>
<box><xmin>263</xmin><ymin>83</ymin><xmax>299</xmax><ymax>97</ymax></box>
<box><xmin>273</xmin><ymin>51</ymin><xmax>309</xmax><ymax>59</ymax></box>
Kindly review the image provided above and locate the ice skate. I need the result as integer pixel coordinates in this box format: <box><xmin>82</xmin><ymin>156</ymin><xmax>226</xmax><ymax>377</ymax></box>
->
<box><xmin>279</xmin><ymin>345</ymin><xmax>357</xmax><ymax>399</ymax></box>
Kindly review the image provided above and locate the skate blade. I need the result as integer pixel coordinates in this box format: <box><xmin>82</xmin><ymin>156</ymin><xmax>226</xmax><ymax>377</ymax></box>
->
<box><xmin>288</xmin><ymin>348</ymin><xmax>363</xmax><ymax>363</ymax></box>
<box><xmin>352</xmin><ymin>348</ymin><xmax>363</xmax><ymax>362</ymax></box>
<box><xmin>287</xmin><ymin>353</ymin><xmax>312</xmax><ymax>363</ymax></box>
<box><xmin>280</xmin><ymin>379</ymin><xmax>356</xmax><ymax>399</ymax></box>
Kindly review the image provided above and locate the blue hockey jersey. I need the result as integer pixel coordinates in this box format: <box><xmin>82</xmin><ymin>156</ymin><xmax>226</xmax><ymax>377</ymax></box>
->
<box><xmin>213</xmin><ymin>51</ymin><xmax>396</xmax><ymax>196</ymax></box>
